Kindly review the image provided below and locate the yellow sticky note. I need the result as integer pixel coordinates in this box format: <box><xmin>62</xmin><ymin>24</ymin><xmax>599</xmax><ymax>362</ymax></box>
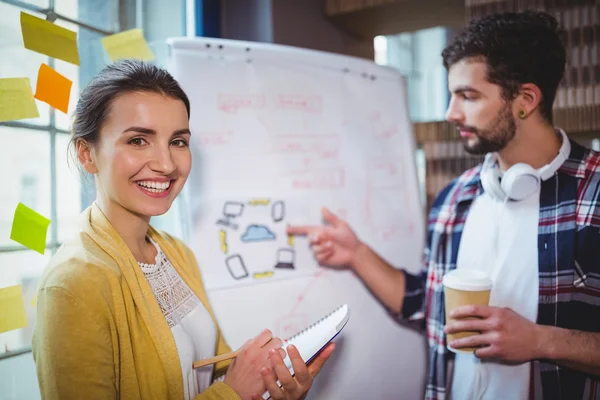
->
<box><xmin>0</xmin><ymin>285</ymin><xmax>28</xmax><ymax>334</ymax></box>
<box><xmin>253</xmin><ymin>271</ymin><xmax>274</xmax><ymax>279</ymax></box>
<box><xmin>34</xmin><ymin>64</ymin><xmax>73</xmax><ymax>114</ymax></box>
<box><xmin>219</xmin><ymin>230</ymin><xmax>227</xmax><ymax>254</ymax></box>
<box><xmin>0</xmin><ymin>78</ymin><xmax>40</xmax><ymax>122</ymax></box>
<box><xmin>248</xmin><ymin>198</ymin><xmax>270</xmax><ymax>206</ymax></box>
<box><xmin>101</xmin><ymin>28</ymin><xmax>155</xmax><ymax>62</ymax></box>
<box><xmin>10</xmin><ymin>203</ymin><xmax>50</xmax><ymax>255</ymax></box>
<box><xmin>20</xmin><ymin>12</ymin><xmax>80</xmax><ymax>65</ymax></box>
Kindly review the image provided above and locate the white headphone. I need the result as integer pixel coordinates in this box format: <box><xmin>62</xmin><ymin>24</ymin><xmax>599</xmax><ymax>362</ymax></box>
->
<box><xmin>480</xmin><ymin>129</ymin><xmax>570</xmax><ymax>201</ymax></box>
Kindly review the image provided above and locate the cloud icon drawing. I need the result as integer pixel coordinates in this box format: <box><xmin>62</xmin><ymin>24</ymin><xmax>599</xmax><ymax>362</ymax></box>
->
<box><xmin>241</xmin><ymin>224</ymin><xmax>276</xmax><ymax>242</ymax></box>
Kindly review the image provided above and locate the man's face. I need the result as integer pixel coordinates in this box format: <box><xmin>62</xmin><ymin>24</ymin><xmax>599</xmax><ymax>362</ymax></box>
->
<box><xmin>445</xmin><ymin>59</ymin><xmax>516</xmax><ymax>155</ymax></box>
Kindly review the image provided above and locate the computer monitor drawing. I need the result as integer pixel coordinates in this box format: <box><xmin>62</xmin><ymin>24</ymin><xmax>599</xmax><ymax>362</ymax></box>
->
<box><xmin>275</xmin><ymin>248</ymin><xmax>295</xmax><ymax>269</ymax></box>
<box><xmin>216</xmin><ymin>201</ymin><xmax>244</xmax><ymax>229</ymax></box>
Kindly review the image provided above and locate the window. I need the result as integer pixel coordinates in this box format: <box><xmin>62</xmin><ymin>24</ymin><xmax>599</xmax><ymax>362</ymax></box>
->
<box><xmin>0</xmin><ymin>0</ymin><xmax>133</xmax><ymax>354</ymax></box>
<box><xmin>374</xmin><ymin>27</ymin><xmax>450</xmax><ymax>123</ymax></box>
<box><xmin>374</xmin><ymin>27</ymin><xmax>452</xmax><ymax>209</ymax></box>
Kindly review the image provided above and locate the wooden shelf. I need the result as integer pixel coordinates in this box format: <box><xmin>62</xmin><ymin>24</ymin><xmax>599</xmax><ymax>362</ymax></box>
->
<box><xmin>324</xmin><ymin>0</ymin><xmax>465</xmax><ymax>38</ymax></box>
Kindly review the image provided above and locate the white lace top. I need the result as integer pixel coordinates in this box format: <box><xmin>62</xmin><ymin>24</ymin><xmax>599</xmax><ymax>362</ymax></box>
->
<box><xmin>139</xmin><ymin>238</ymin><xmax>217</xmax><ymax>399</ymax></box>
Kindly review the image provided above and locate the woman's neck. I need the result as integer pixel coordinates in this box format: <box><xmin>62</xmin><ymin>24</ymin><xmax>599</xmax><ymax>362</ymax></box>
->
<box><xmin>95</xmin><ymin>195</ymin><xmax>152</xmax><ymax>261</ymax></box>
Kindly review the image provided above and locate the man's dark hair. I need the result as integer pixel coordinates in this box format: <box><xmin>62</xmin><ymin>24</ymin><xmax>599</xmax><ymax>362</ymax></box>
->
<box><xmin>442</xmin><ymin>11</ymin><xmax>566</xmax><ymax>123</ymax></box>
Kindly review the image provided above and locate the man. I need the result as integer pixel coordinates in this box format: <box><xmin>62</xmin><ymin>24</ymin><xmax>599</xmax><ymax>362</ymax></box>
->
<box><xmin>288</xmin><ymin>11</ymin><xmax>600</xmax><ymax>399</ymax></box>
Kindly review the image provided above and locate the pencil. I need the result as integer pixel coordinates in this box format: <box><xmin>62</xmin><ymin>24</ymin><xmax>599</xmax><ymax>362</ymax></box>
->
<box><xmin>192</xmin><ymin>349</ymin><xmax>240</xmax><ymax>369</ymax></box>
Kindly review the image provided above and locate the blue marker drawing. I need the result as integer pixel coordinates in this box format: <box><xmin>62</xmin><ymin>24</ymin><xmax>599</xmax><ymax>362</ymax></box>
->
<box><xmin>241</xmin><ymin>224</ymin><xmax>276</xmax><ymax>242</ymax></box>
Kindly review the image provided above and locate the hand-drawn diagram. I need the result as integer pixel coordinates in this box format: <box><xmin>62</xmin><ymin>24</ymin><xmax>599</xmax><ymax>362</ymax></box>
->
<box><xmin>274</xmin><ymin>248</ymin><xmax>295</xmax><ymax>269</ymax></box>
<box><xmin>249</xmin><ymin>198</ymin><xmax>270</xmax><ymax>206</ymax></box>
<box><xmin>365</xmin><ymin>158</ymin><xmax>411</xmax><ymax>243</ymax></box>
<box><xmin>197</xmin><ymin>130</ymin><xmax>233</xmax><ymax>146</ymax></box>
<box><xmin>253</xmin><ymin>271</ymin><xmax>275</xmax><ymax>279</ymax></box>
<box><xmin>278</xmin><ymin>168</ymin><xmax>346</xmax><ymax>191</ymax></box>
<box><xmin>276</xmin><ymin>94</ymin><xmax>322</xmax><ymax>113</ymax></box>
<box><xmin>219</xmin><ymin>94</ymin><xmax>265</xmax><ymax>114</ymax></box>
<box><xmin>241</xmin><ymin>224</ymin><xmax>276</xmax><ymax>242</ymax></box>
<box><xmin>216</xmin><ymin>201</ymin><xmax>244</xmax><ymax>230</ymax></box>
<box><xmin>211</xmin><ymin>197</ymin><xmax>308</xmax><ymax>286</ymax></box>
<box><xmin>272</xmin><ymin>200</ymin><xmax>285</xmax><ymax>222</ymax></box>
<box><xmin>219</xmin><ymin>230</ymin><xmax>227</xmax><ymax>254</ymax></box>
<box><xmin>226</xmin><ymin>255</ymin><xmax>249</xmax><ymax>280</ymax></box>
<box><xmin>369</xmin><ymin>111</ymin><xmax>400</xmax><ymax>139</ymax></box>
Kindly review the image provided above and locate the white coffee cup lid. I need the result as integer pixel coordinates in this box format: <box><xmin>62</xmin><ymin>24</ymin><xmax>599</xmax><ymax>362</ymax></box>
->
<box><xmin>442</xmin><ymin>269</ymin><xmax>492</xmax><ymax>291</ymax></box>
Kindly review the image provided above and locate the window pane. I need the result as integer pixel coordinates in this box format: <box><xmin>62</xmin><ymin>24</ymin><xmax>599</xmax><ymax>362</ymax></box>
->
<box><xmin>56</xmin><ymin>133</ymin><xmax>83</xmax><ymax>242</ymax></box>
<box><xmin>0</xmin><ymin>127</ymin><xmax>51</xmax><ymax>248</ymax></box>
<box><xmin>54</xmin><ymin>27</ymin><xmax>110</xmax><ymax>130</ymax></box>
<box><xmin>0</xmin><ymin>2</ymin><xmax>50</xmax><ymax>125</ymax></box>
<box><xmin>54</xmin><ymin>58</ymin><xmax>79</xmax><ymax>131</ymax></box>
<box><xmin>0</xmin><ymin>250</ymin><xmax>50</xmax><ymax>352</ymax></box>
<box><xmin>55</xmin><ymin>0</ymin><xmax>118</xmax><ymax>33</ymax></box>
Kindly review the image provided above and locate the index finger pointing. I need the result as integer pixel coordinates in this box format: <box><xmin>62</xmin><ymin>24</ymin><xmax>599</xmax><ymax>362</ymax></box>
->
<box><xmin>286</xmin><ymin>225</ymin><xmax>315</xmax><ymax>236</ymax></box>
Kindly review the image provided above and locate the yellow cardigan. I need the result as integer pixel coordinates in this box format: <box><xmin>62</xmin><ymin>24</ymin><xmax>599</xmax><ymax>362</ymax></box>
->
<box><xmin>32</xmin><ymin>203</ymin><xmax>240</xmax><ymax>400</ymax></box>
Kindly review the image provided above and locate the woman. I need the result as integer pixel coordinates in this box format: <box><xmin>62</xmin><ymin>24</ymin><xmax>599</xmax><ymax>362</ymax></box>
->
<box><xmin>32</xmin><ymin>60</ymin><xmax>334</xmax><ymax>400</ymax></box>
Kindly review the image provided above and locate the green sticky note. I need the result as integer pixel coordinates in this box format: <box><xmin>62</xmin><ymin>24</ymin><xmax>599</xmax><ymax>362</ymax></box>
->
<box><xmin>0</xmin><ymin>285</ymin><xmax>28</xmax><ymax>334</ymax></box>
<box><xmin>10</xmin><ymin>203</ymin><xmax>50</xmax><ymax>254</ymax></box>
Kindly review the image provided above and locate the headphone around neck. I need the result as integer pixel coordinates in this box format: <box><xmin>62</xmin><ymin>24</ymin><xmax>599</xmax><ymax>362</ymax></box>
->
<box><xmin>480</xmin><ymin>129</ymin><xmax>570</xmax><ymax>202</ymax></box>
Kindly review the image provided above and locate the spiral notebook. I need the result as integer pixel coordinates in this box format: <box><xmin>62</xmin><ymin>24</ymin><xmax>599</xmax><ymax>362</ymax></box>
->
<box><xmin>262</xmin><ymin>303</ymin><xmax>350</xmax><ymax>400</ymax></box>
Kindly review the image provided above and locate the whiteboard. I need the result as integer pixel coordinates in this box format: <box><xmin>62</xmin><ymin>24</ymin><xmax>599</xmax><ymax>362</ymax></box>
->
<box><xmin>168</xmin><ymin>37</ymin><xmax>426</xmax><ymax>399</ymax></box>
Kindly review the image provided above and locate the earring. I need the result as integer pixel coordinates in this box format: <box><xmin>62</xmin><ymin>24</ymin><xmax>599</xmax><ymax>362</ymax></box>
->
<box><xmin>519</xmin><ymin>110</ymin><xmax>527</xmax><ymax>119</ymax></box>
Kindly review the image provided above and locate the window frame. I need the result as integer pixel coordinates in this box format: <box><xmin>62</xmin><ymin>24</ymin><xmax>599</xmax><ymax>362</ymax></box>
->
<box><xmin>0</xmin><ymin>0</ymin><xmax>124</xmax><ymax>357</ymax></box>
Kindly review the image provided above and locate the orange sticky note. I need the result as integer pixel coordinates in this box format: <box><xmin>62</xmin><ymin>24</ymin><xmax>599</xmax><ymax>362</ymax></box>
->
<box><xmin>34</xmin><ymin>64</ymin><xmax>72</xmax><ymax>114</ymax></box>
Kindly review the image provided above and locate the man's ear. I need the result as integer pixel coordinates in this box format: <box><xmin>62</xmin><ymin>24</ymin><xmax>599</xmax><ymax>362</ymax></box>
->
<box><xmin>76</xmin><ymin>139</ymin><xmax>98</xmax><ymax>174</ymax></box>
<box><xmin>516</xmin><ymin>83</ymin><xmax>543</xmax><ymax>119</ymax></box>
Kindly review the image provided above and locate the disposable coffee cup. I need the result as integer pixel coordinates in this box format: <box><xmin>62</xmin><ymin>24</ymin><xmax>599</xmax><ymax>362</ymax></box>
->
<box><xmin>443</xmin><ymin>269</ymin><xmax>493</xmax><ymax>353</ymax></box>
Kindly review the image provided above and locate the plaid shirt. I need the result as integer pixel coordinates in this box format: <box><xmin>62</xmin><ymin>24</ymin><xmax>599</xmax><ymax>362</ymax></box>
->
<box><xmin>401</xmin><ymin>138</ymin><xmax>600</xmax><ymax>400</ymax></box>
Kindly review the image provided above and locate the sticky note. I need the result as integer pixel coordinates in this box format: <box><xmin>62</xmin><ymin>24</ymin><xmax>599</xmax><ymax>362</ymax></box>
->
<box><xmin>0</xmin><ymin>285</ymin><xmax>28</xmax><ymax>334</ymax></box>
<box><xmin>34</xmin><ymin>64</ymin><xmax>72</xmax><ymax>114</ymax></box>
<box><xmin>0</xmin><ymin>78</ymin><xmax>40</xmax><ymax>122</ymax></box>
<box><xmin>253</xmin><ymin>271</ymin><xmax>274</xmax><ymax>279</ymax></box>
<box><xmin>10</xmin><ymin>203</ymin><xmax>50</xmax><ymax>255</ymax></box>
<box><xmin>20</xmin><ymin>12</ymin><xmax>80</xmax><ymax>65</ymax></box>
<box><xmin>101</xmin><ymin>28</ymin><xmax>155</xmax><ymax>62</ymax></box>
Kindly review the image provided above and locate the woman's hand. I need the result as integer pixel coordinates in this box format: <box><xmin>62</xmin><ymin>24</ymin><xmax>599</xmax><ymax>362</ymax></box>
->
<box><xmin>224</xmin><ymin>329</ymin><xmax>286</xmax><ymax>400</ymax></box>
<box><xmin>251</xmin><ymin>343</ymin><xmax>336</xmax><ymax>400</ymax></box>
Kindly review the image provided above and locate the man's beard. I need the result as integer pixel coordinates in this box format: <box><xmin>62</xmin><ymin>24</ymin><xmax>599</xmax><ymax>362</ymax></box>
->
<box><xmin>459</xmin><ymin>102</ymin><xmax>516</xmax><ymax>155</ymax></box>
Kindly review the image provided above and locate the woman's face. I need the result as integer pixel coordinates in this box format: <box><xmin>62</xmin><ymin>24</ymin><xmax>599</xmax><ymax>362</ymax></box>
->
<box><xmin>85</xmin><ymin>91</ymin><xmax>191</xmax><ymax>219</ymax></box>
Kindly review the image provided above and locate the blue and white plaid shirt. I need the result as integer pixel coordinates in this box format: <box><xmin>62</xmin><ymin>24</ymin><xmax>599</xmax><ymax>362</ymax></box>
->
<box><xmin>401</xmin><ymin>137</ymin><xmax>600</xmax><ymax>399</ymax></box>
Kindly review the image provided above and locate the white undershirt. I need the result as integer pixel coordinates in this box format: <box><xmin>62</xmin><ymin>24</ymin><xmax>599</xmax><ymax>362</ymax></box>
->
<box><xmin>139</xmin><ymin>239</ymin><xmax>217</xmax><ymax>400</ymax></box>
<box><xmin>451</xmin><ymin>186</ymin><xmax>540</xmax><ymax>400</ymax></box>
